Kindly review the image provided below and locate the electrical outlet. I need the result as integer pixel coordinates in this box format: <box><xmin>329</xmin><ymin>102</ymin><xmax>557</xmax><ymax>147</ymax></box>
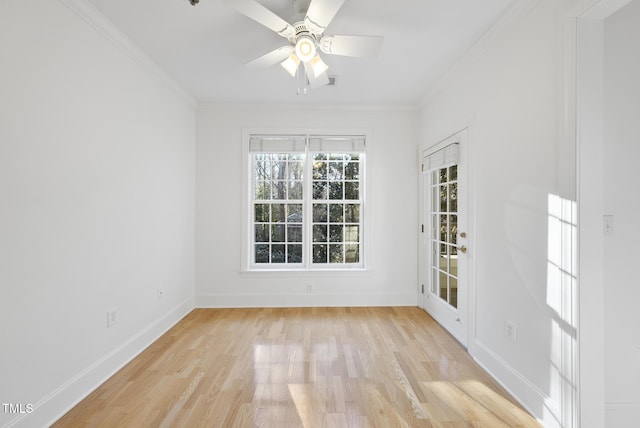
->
<box><xmin>107</xmin><ymin>308</ymin><xmax>118</xmax><ymax>328</ymax></box>
<box><xmin>306</xmin><ymin>284</ymin><xmax>313</xmax><ymax>294</ymax></box>
<box><xmin>504</xmin><ymin>320</ymin><xmax>517</xmax><ymax>343</ymax></box>
<box><xmin>157</xmin><ymin>288</ymin><xmax>164</xmax><ymax>299</ymax></box>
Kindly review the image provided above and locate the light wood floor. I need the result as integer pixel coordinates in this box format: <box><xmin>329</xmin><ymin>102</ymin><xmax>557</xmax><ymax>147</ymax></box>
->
<box><xmin>53</xmin><ymin>307</ymin><xmax>541</xmax><ymax>427</ymax></box>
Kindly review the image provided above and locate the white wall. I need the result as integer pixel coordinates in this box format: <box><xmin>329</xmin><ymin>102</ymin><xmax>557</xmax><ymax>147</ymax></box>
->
<box><xmin>604</xmin><ymin>1</ymin><xmax>640</xmax><ymax>425</ymax></box>
<box><xmin>195</xmin><ymin>105</ymin><xmax>419</xmax><ymax>307</ymax></box>
<box><xmin>0</xmin><ymin>1</ymin><xmax>196</xmax><ymax>426</ymax></box>
<box><xmin>418</xmin><ymin>1</ymin><xmax>577</xmax><ymax>426</ymax></box>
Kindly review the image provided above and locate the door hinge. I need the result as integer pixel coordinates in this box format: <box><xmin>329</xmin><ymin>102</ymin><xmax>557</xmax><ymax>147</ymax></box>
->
<box><xmin>421</xmin><ymin>163</ymin><xmax>424</xmax><ymax>172</ymax></box>
<box><xmin>421</xmin><ymin>284</ymin><xmax>424</xmax><ymax>294</ymax></box>
<box><xmin>421</xmin><ymin>224</ymin><xmax>424</xmax><ymax>233</ymax></box>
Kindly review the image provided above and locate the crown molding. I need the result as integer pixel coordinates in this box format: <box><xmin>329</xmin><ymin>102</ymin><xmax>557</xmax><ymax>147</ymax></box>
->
<box><xmin>58</xmin><ymin>0</ymin><xmax>197</xmax><ymax>108</ymax></box>
<box><xmin>197</xmin><ymin>101</ymin><xmax>420</xmax><ymax>113</ymax></box>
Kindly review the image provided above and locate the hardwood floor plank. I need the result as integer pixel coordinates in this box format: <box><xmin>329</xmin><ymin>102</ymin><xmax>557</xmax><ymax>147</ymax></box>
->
<box><xmin>53</xmin><ymin>307</ymin><xmax>540</xmax><ymax>427</ymax></box>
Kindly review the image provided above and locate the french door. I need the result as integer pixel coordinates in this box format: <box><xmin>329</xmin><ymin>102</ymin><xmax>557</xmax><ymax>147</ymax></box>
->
<box><xmin>421</xmin><ymin>130</ymin><xmax>469</xmax><ymax>346</ymax></box>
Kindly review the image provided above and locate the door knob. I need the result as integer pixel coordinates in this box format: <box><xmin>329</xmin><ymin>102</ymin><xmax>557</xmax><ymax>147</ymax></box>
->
<box><xmin>458</xmin><ymin>245</ymin><xmax>467</xmax><ymax>254</ymax></box>
<box><xmin>459</xmin><ymin>232</ymin><xmax>467</xmax><ymax>238</ymax></box>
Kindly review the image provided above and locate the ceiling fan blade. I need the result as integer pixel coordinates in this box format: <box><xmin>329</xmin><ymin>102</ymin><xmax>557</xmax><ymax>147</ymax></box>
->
<box><xmin>319</xmin><ymin>35</ymin><xmax>384</xmax><ymax>59</ymax></box>
<box><xmin>304</xmin><ymin>62</ymin><xmax>330</xmax><ymax>89</ymax></box>
<box><xmin>222</xmin><ymin>0</ymin><xmax>295</xmax><ymax>38</ymax></box>
<box><xmin>245</xmin><ymin>46</ymin><xmax>293</xmax><ymax>68</ymax></box>
<box><xmin>305</xmin><ymin>0</ymin><xmax>346</xmax><ymax>34</ymax></box>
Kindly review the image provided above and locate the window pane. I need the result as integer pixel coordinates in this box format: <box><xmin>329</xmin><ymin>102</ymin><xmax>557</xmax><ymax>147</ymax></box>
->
<box><xmin>255</xmin><ymin>224</ymin><xmax>269</xmax><ymax>243</ymax></box>
<box><xmin>328</xmin><ymin>162</ymin><xmax>343</xmax><ymax>180</ymax></box>
<box><xmin>439</xmin><ymin>185</ymin><xmax>447</xmax><ymax>212</ymax></box>
<box><xmin>272</xmin><ymin>182</ymin><xmax>286</xmax><ymax>200</ymax></box>
<box><xmin>313</xmin><ymin>225</ymin><xmax>327</xmax><ymax>242</ymax></box>
<box><xmin>440</xmin><ymin>244</ymin><xmax>448</xmax><ymax>271</ymax></box>
<box><xmin>440</xmin><ymin>215</ymin><xmax>448</xmax><ymax>242</ymax></box>
<box><xmin>329</xmin><ymin>204</ymin><xmax>344</xmax><ymax>223</ymax></box>
<box><xmin>255</xmin><ymin>182</ymin><xmax>270</xmax><ymax>200</ymax></box>
<box><xmin>329</xmin><ymin>225</ymin><xmax>343</xmax><ymax>242</ymax></box>
<box><xmin>255</xmin><ymin>159</ymin><xmax>270</xmax><ymax>181</ymax></box>
<box><xmin>272</xmin><ymin>156</ymin><xmax>286</xmax><ymax>179</ymax></box>
<box><xmin>450</xmin><ymin>276</ymin><xmax>458</xmax><ymax>308</ymax></box>
<box><xmin>449</xmin><ymin>165</ymin><xmax>458</xmax><ymax>181</ymax></box>
<box><xmin>255</xmin><ymin>244</ymin><xmax>269</xmax><ymax>263</ymax></box>
<box><xmin>449</xmin><ymin>183</ymin><xmax>458</xmax><ymax>212</ymax></box>
<box><xmin>288</xmin><ymin>182</ymin><xmax>303</xmax><ymax>200</ymax></box>
<box><xmin>287</xmin><ymin>225</ymin><xmax>303</xmax><ymax>242</ymax></box>
<box><xmin>345</xmin><ymin>204</ymin><xmax>360</xmax><ymax>223</ymax></box>
<box><xmin>255</xmin><ymin>204</ymin><xmax>269</xmax><ymax>222</ymax></box>
<box><xmin>344</xmin><ymin>225</ymin><xmax>359</xmax><ymax>242</ymax></box>
<box><xmin>288</xmin><ymin>160</ymin><xmax>303</xmax><ymax>181</ymax></box>
<box><xmin>439</xmin><ymin>168</ymin><xmax>447</xmax><ymax>183</ymax></box>
<box><xmin>271</xmin><ymin>204</ymin><xmax>286</xmax><ymax>222</ymax></box>
<box><xmin>344</xmin><ymin>182</ymin><xmax>359</xmax><ymax>200</ymax></box>
<box><xmin>431</xmin><ymin>184</ymin><xmax>438</xmax><ymax>211</ymax></box>
<box><xmin>313</xmin><ymin>181</ymin><xmax>327</xmax><ymax>199</ymax></box>
<box><xmin>287</xmin><ymin>204</ymin><xmax>302</xmax><ymax>222</ymax></box>
<box><xmin>313</xmin><ymin>161</ymin><xmax>327</xmax><ymax>179</ymax></box>
<box><xmin>271</xmin><ymin>224</ymin><xmax>285</xmax><ymax>242</ymax></box>
<box><xmin>431</xmin><ymin>268</ymin><xmax>438</xmax><ymax>293</ymax></box>
<box><xmin>451</xmin><ymin>243</ymin><xmax>458</xmax><ymax>256</ymax></box>
<box><xmin>431</xmin><ymin>215</ymin><xmax>437</xmax><ymax>238</ymax></box>
<box><xmin>271</xmin><ymin>245</ymin><xmax>285</xmax><ymax>263</ymax></box>
<box><xmin>329</xmin><ymin>182</ymin><xmax>343</xmax><ymax>199</ymax></box>
<box><xmin>329</xmin><ymin>244</ymin><xmax>343</xmax><ymax>263</ymax></box>
<box><xmin>313</xmin><ymin>204</ymin><xmax>328</xmax><ymax>222</ymax></box>
<box><xmin>345</xmin><ymin>162</ymin><xmax>359</xmax><ymax>180</ymax></box>
<box><xmin>439</xmin><ymin>272</ymin><xmax>448</xmax><ymax>300</ymax></box>
<box><xmin>450</xmin><ymin>215</ymin><xmax>458</xmax><ymax>244</ymax></box>
<box><xmin>313</xmin><ymin>244</ymin><xmax>327</xmax><ymax>263</ymax></box>
<box><xmin>288</xmin><ymin>244</ymin><xmax>303</xmax><ymax>263</ymax></box>
<box><xmin>345</xmin><ymin>244</ymin><xmax>359</xmax><ymax>263</ymax></box>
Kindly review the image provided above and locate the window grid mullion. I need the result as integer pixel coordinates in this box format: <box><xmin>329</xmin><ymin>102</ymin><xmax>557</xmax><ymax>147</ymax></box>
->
<box><xmin>250</xmin><ymin>136</ymin><xmax>364</xmax><ymax>269</ymax></box>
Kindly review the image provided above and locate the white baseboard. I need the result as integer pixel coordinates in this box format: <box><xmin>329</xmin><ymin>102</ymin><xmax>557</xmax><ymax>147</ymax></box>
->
<box><xmin>4</xmin><ymin>298</ymin><xmax>194</xmax><ymax>428</ymax></box>
<box><xmin>470</xmin><ymin>340</ymin><xmax>552</xmax><ymax>427</ymax></box>
<box><xmin>195</xmin><ymin>292</ymin><xmax>417</xmax><ymax>308</ymax></box>
<box><xmin>606</xmin><ymin>402</ymin><xmax>640</xmax><ymax>427</ymax></box>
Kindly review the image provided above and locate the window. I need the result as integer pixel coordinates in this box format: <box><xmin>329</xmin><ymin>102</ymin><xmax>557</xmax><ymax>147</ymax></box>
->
<box><xmin>249</xmin><ymin>134</ymin><xmax>365</xmax><ymax>269</ymax></box>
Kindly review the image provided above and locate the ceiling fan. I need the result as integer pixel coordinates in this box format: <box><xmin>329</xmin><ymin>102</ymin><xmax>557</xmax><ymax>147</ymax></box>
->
<box><xmin>221</xmin><ymin>0</ymin><xmax>384</xmax><ymax>93</ymax></box>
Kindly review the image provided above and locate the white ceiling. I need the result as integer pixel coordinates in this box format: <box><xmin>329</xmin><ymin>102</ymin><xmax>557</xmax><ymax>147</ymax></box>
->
<box><xmin>85</xmin><ymin>0</ymin><xmax>516</xmax><ymax>105</ymax></box>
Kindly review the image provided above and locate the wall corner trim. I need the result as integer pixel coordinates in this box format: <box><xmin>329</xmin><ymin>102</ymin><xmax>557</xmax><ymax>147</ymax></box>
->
<box><xmin>57</xmin><ymin>0</ymin><xmax>197</xmax><ymax>108</ymax></box>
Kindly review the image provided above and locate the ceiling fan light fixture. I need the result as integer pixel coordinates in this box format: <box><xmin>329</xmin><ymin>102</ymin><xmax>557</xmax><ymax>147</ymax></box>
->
<box><xmin>280</xmin><ymin>54</ymin><xmax>300</xmax><ymax>77</ymax></box>
<box><xmin>295</xmin><ymin>36</ymin><xmax>316</xmax><ymax>63</ymax></box>
<box><xmin>310</xmin><ymin>55</ymin><xmax>329</xmax><ymax>78</ymax></box>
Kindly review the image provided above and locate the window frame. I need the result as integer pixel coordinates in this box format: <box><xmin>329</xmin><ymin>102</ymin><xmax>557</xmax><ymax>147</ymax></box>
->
<box><xmin>241</xmin><ymin>129</ymin><xmax>370</xmax><ymax>272</ymax></box>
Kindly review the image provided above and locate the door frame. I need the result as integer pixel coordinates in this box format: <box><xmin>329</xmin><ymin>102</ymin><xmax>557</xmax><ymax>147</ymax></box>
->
<box><xmin>573</xmin><ymin>0</ymin><xmax>633</xmax><ymax>426</ymax></box>
<box><xmin>419</xmin><ymin>127</ymin><xmax>473</xmax><ymax>348</ymax></box>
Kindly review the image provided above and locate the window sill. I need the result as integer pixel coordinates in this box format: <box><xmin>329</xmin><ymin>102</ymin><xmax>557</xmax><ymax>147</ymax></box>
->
<box><xmin>240</xmin><ymin>267</ymin><xmax>370</xmax><ymax>275</ymax></box>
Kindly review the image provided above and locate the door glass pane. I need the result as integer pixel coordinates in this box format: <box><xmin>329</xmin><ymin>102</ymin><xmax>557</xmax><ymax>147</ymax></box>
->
<box><xmin>440</xmin><ymin>185</ymin><xmax>448</xmax><ymax>212</ymax></box>
<box><xmin>439</xmin><ymin>271</ymin><xmax>448</xmax><ymax>301</ymax></box>
<box><xmin>428</xmin><ymin>164</ymin><xmax>461</xmax><ymax>310</ymax></box>
<box><xmin>450</xmin><ymin>215</ymin><xmax>458</xmax><ymax>245</ymax></box>
<box><xmin>449</xmin><ymin>183</ymin><xmax>458</xmax><ymax>212</ymax></box>
<box><xmin>450</xmin><ymin>276</ymin><xmax>458</xmax><ymax>308</ymax></box>
<box><xmin>449</xmin><ymin>165</ymin><xmax>458</xmax><ymax>181</ymax></box>
<box><xmin>431</xmin><ymin>268</ymin><xmax>438</xmax><ymax>293</ymax></box>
